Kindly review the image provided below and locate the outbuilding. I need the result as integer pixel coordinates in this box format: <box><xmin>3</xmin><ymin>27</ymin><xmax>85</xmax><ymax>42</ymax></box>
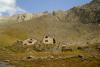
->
<box><xmin>23</xmin><ymin>38</ymin><xmax>37</xmax><ymax>45</ymax></box>
<box><xmin>42</xmin><ymin>35</ymin><xmax>56</xmax><ymax>44</ymax></box>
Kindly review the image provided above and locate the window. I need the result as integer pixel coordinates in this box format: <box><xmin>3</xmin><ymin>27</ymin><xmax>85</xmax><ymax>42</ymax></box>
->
<box><xmin>28</xmin><ymin>41</ymin><xmax>32</xmax><ymax>43</ymax></box>
<box><xmin>24</xmin><ymin>43</ymin><xmax>27</xmax><ymax>45</ymax></box>
<box><xmin>30</xmin><ymin>39</ymin><xmax>33</xmax><ymax>40</ymax></box>
<box><xmin>45</xmin><ymin>36</ymin><xmax>48</xmax><ymax>38</ymax></box>
<box><xmin>45</xmin><ymin>40</ymin><xmax>48</xmax><ymax>42</ymax></box>
<box><xmin>53</xmin><ymin>38</ymin><xmax>56</xmax><ymax>43</ymax></box>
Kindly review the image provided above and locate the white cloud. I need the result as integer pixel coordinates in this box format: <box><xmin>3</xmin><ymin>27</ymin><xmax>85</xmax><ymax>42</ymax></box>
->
<box><xmin>0</xmin><ymin>0</ymin><xmax>26</xmax><ymax>16</ymax></box>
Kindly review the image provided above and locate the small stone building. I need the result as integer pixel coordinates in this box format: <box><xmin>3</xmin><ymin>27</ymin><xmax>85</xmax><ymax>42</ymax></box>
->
<box><xmin>23</xmin><ymin>38</ymin><xmax>37</xmax><ymax>45</ymax></box>
<box><xmin>17</xmin><ymin>13</ymin><xmax>33</xmax><ymax>22</ymax></box>
<box><xmin>17</xmin><ymin>15</ymin><xmax>25</xmax><ymax>22</ymax></box>
<box><xmin>42</xmin><ymin>35</ymin><xmax>56</xmax><ymax>44</ymax></box>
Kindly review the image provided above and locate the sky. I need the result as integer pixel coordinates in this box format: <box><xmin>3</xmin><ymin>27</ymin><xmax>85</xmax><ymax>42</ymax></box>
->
<box><xmin>0</xmin><ymin>0</ymin><xmax>92</xmax><ymax>16</ymax></box>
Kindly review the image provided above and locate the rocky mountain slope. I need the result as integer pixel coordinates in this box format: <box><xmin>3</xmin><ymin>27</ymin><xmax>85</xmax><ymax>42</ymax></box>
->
<box><xmin>0</xmin><ymin>0</ymin><xmax>100</xmax><ymax>66</ymax></box>
<box><xmin>0</xmin><ymin>0</ymin><xmax>100</xmax><ymax>47</ymax></box>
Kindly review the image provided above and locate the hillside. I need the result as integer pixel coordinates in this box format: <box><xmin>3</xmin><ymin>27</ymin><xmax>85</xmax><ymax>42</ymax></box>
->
<box><xmin>0</xmin><ymin>0</ymin><xmax>100</xmax><ymax>47</ymax></box>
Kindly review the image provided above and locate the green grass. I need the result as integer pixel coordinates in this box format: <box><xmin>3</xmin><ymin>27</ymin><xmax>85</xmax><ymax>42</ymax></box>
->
<box><xmin>0</xmin><ymin>42</ymin><xmax>99</xmax><ymax>67</ymax></box>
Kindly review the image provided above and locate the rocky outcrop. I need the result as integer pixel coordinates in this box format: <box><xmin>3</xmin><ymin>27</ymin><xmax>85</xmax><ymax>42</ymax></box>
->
<box><xmin>69</xmin><ymin>0</ymin><xmax>100</xmax><ymax>24</ymax></box>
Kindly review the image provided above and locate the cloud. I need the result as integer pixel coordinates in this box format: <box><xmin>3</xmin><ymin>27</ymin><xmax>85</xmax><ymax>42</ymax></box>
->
<box><xmin>0</xmin><ymin>0</ymin><xmax>26</xmax><ymax>16</ymax></box>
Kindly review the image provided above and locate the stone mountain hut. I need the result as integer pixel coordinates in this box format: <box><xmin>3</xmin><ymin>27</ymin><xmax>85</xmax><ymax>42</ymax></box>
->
<box><xmin>23</xmin><ymin>38</ymin><xmax>37</xmax><ymax>45</ymax></box>
<box><xmin>42</xmin><ymin>35</ymin><xmax>56</xmax><ymax>44</ymax></box>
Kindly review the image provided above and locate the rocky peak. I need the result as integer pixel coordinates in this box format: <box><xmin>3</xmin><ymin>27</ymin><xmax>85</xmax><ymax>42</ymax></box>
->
<box><xmin>91</xmin><ymin>0</ymin><xmax>100</xmax><ymax>3</ymax></box>
<box><xmin>67</xmin><ymin>0</ymin><xmax>100</xmax><ymax>24</ymax></box>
